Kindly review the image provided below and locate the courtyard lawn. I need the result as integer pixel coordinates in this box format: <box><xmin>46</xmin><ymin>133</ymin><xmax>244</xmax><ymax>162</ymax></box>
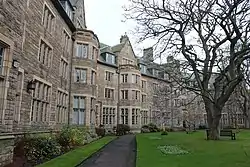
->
<box><xmin>136</xmin><ymin>131</ymin><xmax>250</xmax><ymax>167</ymax></box>
<box><xmin>37</xmin><ymin>136</ymin><xmax>116</xmax><ymax>167</ymax></box>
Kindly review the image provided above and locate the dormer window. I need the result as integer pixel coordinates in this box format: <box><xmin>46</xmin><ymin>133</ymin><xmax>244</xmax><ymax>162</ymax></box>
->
<box><xmin>153</xmin><ymin>69</ymin><xmax>159</xmax><ymax>77</ymax></box>
<box><xmin>60</xmin><ymin>0</ymin><xmax>73</xmax><ymax>20</ymax></box>
<box><xmin>106</xmin><ymin>53</ymin><xmax>115</xmax><ymax>64</ymax></box>
<box><xmin>140</xmin><ymin>64</ymin><xmax>147</xmax><ymax>74</ymax></box>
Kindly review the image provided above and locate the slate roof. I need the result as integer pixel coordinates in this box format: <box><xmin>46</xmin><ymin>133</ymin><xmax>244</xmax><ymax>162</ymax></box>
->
<box><xmin>111</xmin><ymin>43</ymin><xmax>125</xmax><ymax>53</ymax></box>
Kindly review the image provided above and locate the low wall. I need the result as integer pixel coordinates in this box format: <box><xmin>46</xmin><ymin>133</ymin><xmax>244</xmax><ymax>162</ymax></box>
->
<box><xmin>0</xmin><ymin>135</ymin><xmax>14</xmax><ymax>167</ymax></box>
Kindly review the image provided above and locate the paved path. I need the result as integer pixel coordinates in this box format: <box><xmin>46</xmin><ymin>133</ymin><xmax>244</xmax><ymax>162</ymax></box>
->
<box><xmin>76</xmin><ymin>135</ymin><xmax>137</xmax><ymax>167</ymax></box>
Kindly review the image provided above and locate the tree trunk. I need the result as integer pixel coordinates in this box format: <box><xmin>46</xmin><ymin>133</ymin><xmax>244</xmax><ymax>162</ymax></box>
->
<box><xmin>208</xmin><ymin>116</ymin><xmax>221</xmax><ymax>140</ymax></box>
<box><xmin>204</xmin><ymin>99</ymin><xmax>222</xmax><ymax>140</ymax></box>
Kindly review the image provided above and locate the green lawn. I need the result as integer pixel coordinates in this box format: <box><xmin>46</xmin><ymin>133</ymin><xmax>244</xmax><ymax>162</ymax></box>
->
<box><xmin>37</xmin><ymin>136</ymin><xmax>116</xmax><ymax>167</ymax></box>
<box><xmin>136</xmin><ymin>131</ymin><xmax>250</xmax><ymax>167</ymax></box>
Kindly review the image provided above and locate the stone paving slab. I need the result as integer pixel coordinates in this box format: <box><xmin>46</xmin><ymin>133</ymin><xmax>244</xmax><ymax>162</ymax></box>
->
<box><xmin>76</xmin><ymin>135</ymin><xmax>137</xmax><ymax>167</ymax></box>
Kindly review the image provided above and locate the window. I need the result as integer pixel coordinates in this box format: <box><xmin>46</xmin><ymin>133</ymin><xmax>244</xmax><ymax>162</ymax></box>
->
<box><xmin>60</xmin><ymin>0</ymin><xmax>73</xmax><ymax>20</ymax></box>
<box><xmin>141</xmin><ymin>110</ymin><xmax>148</xmax><ymax>125</ymax></box>
<box><xmin>142</xmin><ymin>94</ymin><xmax>146</xmax><ymax>102</ymax></box>
<box><xmin>106</xmin><ymin>53</ymin><xmax>115</xmax><ymax>64</ymax></box>
<box><xmin>75</xmin><ymin>68</ymin><xmax>87</xmax><ymax>83</ymax></box>
<box><xmin>31</xmin><ymin>79</ymin><xmax>51</xmax><ymax>122</ymax></box>
<box><xmin>121</xmin><ymin>108</ymin><xmax>128</xmax><ymax>124</ymax></box>
<box><xmin>132</xmin><ymin>109</ymin><xmax>140</xmax><ymax>125</ymax></box>
<box><xmin>140</xmin><ymin>64</ymin><xmax>147</xmax><ymax>73</ymax></box>
<box><xmin>121</xmin><ymin>74</ymin><xmax>128</xmax><ymax>83</ymax></box>
<box><xmin>14</xmin><ymin>71</ymin><xmax>24</xmax><ymax>123</ymax></box>
<box><xmin>42</xmin><ymin>4</ymin><xmax>55</xmax><ymax>33</ymax></box>
<box><xmin>142</xmin><ymin>80</ymin><xmax>146</xmax><ymax>89</ymax></box>
<box><xmin>153</xmin><ymin>83</ymin><xmax>158</xmax><ymax>91</ymax></box>
<box><xmin>102</xmin><ymin>107</ymin><xmax>115</xmax><ymax>125</ymax></box>
<box><xmin>153</xmin><ymin>69</ymin><xmax>159</xmax><ymax>77</ymax></box>
<box><xmin>90</xmin><ymin>98</ymin><xmax>95</xmax><ymax>124</ymax></box>
<box><xmin>63</xmin><ymin>30</ymin><xmax>70</xmax><ymax>52</ymax></box>
<box><xmin>121</xmin><ymin>90</ymin><xmax>128</xmax><ymax>100</ymax></box>
<box><xmin>92</xmin><ymin>47</ymin><xmax>97</xmax><ymax>60</ymax></box>
<box><xmin>38</xmin><ymin>39</ymin><xmax>52</xmax><ymax>66</ymax></box>
<box><xmin>91</xmin><ymin>71</ymin><xmax>96</xmax><ymax>85</ymax></box>
<box><xmin>0</xmin><ymin>45</ymin><xmax>4</xmax><ymax>74</ymax></box>
<box><xmin>76</xmin><ymin>43</ymin><xmax>88</xmax><ymax>58</ymax></box>
<box><xmin>59</xmin><ymin>58</ymin><xmax>68</xmax><ymax>79</ymax></box>
<box><xmin>237</xmin><ymin>114</ymin><xmax>244</xmax><ymax>124</ymax></box>
<box><xmin>57</xmin><ymin>90</ymin><xmax>68</xmax><ymax>123</ymax></box>
<box><xmin>73</xmin><ymin>96</ymin><xmax>85</xmax><ymax>125</ymax></box>
<box><xmin>132</xmin><ymin>90</ymin><xmax>140</xmax><ymax>100</ymax></box>
<box><xmin>132</xmin><ymin>75</ymin><xmax>140</xmax><ymax>84</ymax></box>
<box><xmin>105</xmin><ymin>71</ymin><xmax>113</xmax><ymax>81</ymax></box>
<box><xmin>105</xmin><ymin>88</ymin><xmax>114</xmax><ymax>99</ymax></box>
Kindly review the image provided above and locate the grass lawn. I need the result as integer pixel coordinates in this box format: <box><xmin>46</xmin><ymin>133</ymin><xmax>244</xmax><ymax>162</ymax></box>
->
<box><xmin>37</xmin><ymin>136</ymin><xmax>116</xmax><ymax>167</ymax></box>
<box><xmin>136</xmin><ymin>131</ymin><xmax>250</xmax><ymax>167</ymax></box>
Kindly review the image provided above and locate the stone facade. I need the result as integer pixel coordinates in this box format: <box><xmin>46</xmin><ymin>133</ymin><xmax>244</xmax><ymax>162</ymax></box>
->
<box><xmin>0</xmin><ymin>0</ymin><xmax>98</xmax><ymax>166</ymax></box>
<box><xmin>97</xmin><ymin>36</ymin><xmax>188</xmax><ymax>131</ymax></box>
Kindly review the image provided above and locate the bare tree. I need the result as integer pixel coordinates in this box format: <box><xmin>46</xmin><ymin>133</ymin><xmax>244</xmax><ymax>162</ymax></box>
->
<box><xmin>124</xmin><ymin>0</ymin><xmax>250</xmax><ymax>139</ymax></box>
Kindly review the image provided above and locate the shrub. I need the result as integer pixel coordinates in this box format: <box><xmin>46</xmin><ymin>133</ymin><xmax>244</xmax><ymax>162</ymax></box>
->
<box><xmin>148</xmin><ymin>123</ymin><xmax>159</xmax><ymax>132</ymax></box>
<box><xmin>161</xmin><ymin>131</ymin><xmax>168</xmax><ymax>135</ymax></box>
<box><xmin>116</xmin><ymin>124</ymin><xmax>130</xmax><ymax>136</ymax></box>
<box><xmin>24</xmin><ymin>136</ymin><xmax>61</xmax><ymax>165</ymax></box>
<box><xmin>95</xmin><ymin>127</ymin><xmax>105</xmax><ymax>137</ymax></box>
<box><xmin>141</xmin><ymin>125</ymin><xmax>149</xmax><ymax>129</ymax></box>
<box><xmin>56</xmin><ymin>126</ymin><xmax>85</xmax><ymax>150</ymax></box>
<box><xmin>141</xmin><ymin>127</ymin><xmax>150</xmax><ymax>133</ymax></box>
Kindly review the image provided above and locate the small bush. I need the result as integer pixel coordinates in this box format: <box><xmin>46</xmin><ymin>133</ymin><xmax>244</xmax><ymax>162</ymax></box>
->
<box><xmin>24</xmin><ymin>136</ymin><xmax>61</xmax><ymax>165</ymax></box>
<box><xmin>141</xmin><ymin>125</ymin><xmax>149</xmax><ymax>129</ymax></box>
<box><xmin>148</xmin><ymin>123</ymin><xmax>159</xmax><ymax>132</ymax></box>
<box><xmin>141</xmin><ymin>127</ymin><xmax>150</xmax><ymax>133</ymax></box>
<box><xmin>95</xmin><ymin>127</ymin><xmax>105</xmax><ymax>137</ymax></box>
<box><xmin>161</xmin><ymin>131</ymin><xmax>168</xmax><ymax>135</ymax></box>
<box><xmin>56</xmin><ymin>126</ymin><xmax>85</xmax><ymax>150</ymax></box>
<box><xmin>116</xmin><ymin>124</ymin><xmax>130</xmax><ymax>136</ymax></box>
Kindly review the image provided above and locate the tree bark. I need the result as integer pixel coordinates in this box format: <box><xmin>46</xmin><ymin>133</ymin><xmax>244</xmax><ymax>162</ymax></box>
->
<box><xmin>204</xmin><ymin>99</ymin><xmax>222</xmax><ymax>140</ymax></box>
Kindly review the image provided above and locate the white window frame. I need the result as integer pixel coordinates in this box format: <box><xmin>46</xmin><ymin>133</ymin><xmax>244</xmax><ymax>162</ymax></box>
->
<box><xmin>73</xmin><ymin>96</ymin><xmax>86</xmax><ymax>125</ymax></box>
<box><xmin>75</xmin><ymin>68</ymin><xmax>87</xmax><ymax>83</ymax></box>
<box><xmin>76</xmin><ymin>43</ymin><xmax>88</xmax><ymax>58</ymax></box>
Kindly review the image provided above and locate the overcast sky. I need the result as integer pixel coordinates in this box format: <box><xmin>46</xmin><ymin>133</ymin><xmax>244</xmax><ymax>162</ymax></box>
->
<box><xmin>84</xmin><ymin>0</ymin><xmax>153</xmax><ymax>57</ymax></box>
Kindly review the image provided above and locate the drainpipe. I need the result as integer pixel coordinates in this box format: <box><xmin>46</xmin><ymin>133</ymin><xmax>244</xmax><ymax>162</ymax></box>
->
<box><xmin>116</xmin><ymin>66</ymin><xmax>120</xmax><ymax>125</ymax></box>
<box><xmin>68</xmin><ymin>34</ymin><xmax>75</xmax><ymax>125</ymax></box>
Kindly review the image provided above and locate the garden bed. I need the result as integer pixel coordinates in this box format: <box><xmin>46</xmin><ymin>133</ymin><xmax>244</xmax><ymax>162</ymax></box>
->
<box><xmin>37</xmin><ymin>136</ymin><xmax>116</xmax><ymax>167</ymax></box>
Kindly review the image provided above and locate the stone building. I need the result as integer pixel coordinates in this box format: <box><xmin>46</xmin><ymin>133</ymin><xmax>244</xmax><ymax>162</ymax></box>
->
<box><xmin>0</xmin><ymin>0</ymin><xmax>212</xmax><ymax>166</ymax></box>
<box><xmin>96</xmin><ymin>37</ymin><xmax>191</xmax><ymax>131</ymax></box>
<box><xmin>0</xmin><ymin>0</ymin><xmax>98</xmax><ymax>166</ymax></box>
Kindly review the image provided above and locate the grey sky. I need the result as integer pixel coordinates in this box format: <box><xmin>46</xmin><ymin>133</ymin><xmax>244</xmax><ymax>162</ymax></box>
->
<box><xmin>84</xmin><ymin>0</ymin><xmax>153</xmax><ymax>57</ymax></box>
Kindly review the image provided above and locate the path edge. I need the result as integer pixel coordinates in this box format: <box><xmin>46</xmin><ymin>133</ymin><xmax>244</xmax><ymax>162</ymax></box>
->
<box><xmin>75</xmin><ymin>136</ymin><xmax>119</xmax><ymax>167</ymax></box>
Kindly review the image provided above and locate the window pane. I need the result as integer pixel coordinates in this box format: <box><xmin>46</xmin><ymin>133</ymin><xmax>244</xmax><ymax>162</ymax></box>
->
<box><xmin>73</xmin><ymin>96</ymin><xmax>78</xmax><ymax>108</ymax></box>
<box><xmin>79</xmin><ymin>97</ymin><xmax>85</xmax><ymax>109</ymax></box>
<box><xmin>0</xmin><ymin>46</ymin><xmax>3</xmax><ymax>68</ymax></box>
<box><xmin>79</xmin><ymin>109</ymin><xmax>85</xmax><ymax>124</ymax></box>
<box><xmin>81</xmin><ymin>69</ymin><xmax>87</xmax><ymax>83</ymax></box>
<box><xmin>83</xmin><ymin>45</ymin><xmax>88</xmax><ymax>58</ymax></box>
<box><xmin>77</xmin><ymin>45</ymin><xmax>81</xmax><ymax>57</ymax></box>
<box><xmin>73</xmin><ymin>109</ymin><xmax>78</xmax><ymax>124</ymax></box>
